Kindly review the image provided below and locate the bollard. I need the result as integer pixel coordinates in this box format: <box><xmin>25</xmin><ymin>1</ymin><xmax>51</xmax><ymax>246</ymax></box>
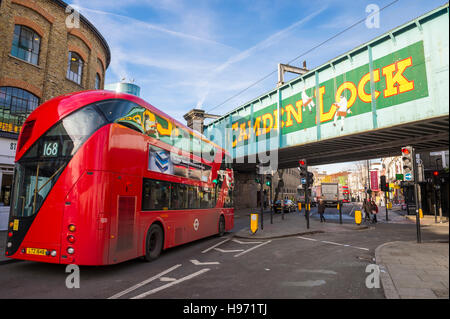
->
<box><xmin>298</xmin><ymin>202</ymin><xmax>302</xmax><ymax>212</ymax></box>
<box><xmin>355</xmin><ymin>210</ymin><xmax>362</xmax><ymax>225</ymax></box>
<box><xmin>250</xmin><ymin>213</ymin><xmax>258</xmax><ymax>234</ymax></box>
<box><xmin>419</xmin><ymin>208</ymin><xmax>423</xmax><ymax>219</ymax></box>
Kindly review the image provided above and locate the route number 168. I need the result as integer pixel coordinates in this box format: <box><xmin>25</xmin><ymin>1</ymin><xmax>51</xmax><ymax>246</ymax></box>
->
<box><xmin>43</xmin><ymin>141</ymin><xmax>59</xmax><ymax>157</ymax></box>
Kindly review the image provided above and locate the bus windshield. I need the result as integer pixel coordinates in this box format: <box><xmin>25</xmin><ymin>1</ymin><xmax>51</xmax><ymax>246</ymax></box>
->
<box><xmin>11</xmin><ymin>105</ymin><xmax>107</xmax><ymax>217</ymax></box>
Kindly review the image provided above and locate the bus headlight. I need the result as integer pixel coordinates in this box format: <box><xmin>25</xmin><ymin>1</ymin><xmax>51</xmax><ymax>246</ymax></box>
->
<box><xmin>51</xmin><ymin>250</ymin><xmax>57</xmax><ymax>257</ymax></box>
<box><xmin>67</xmin><ymin>247</ymin><xmax>75</xmax><ymax>255</ymax></box>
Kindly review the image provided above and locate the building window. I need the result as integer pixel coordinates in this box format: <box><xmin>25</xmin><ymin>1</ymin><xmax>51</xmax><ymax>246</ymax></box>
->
<box><xmin>95</xmin><ymin>73</ymin><xmax>101</xmax><ymax>89</ymax></box>
<box><xmin>0</xmin><ymin>87</ymin><xmax>39</xmax><ymax>134</ymax></box>
<box><xmin>10</xmin><ymin>25</ymin><xmax>41</xmax><ymax>65</ymax></box>
<box><xmin>67</xmin><ymin>51</ymin><xmax>84</xmax><ymax>85</ymax></box>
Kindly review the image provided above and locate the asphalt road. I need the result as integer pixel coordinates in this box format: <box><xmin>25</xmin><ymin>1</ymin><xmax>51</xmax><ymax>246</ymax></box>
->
<box><xmin>0</xmin><ymin>207</ymin><xmax>447</xmax><ymax>301</ymax></box>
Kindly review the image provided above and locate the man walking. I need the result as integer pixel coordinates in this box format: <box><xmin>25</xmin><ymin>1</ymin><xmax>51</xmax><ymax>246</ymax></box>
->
<box><xmin>318</xmin><ymin>199</ymin><xmax>326</xmax><ymax>223</ymax></box>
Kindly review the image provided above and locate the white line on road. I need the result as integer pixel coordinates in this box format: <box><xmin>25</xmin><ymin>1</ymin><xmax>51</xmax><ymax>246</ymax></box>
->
<box><xmin>108</xmin><ymin>264</ymin><xmax>182</xmax><ymax>299</ymax></box>
<box><xmin>297</xmin><ymin>237</ymin><xmax>369</xmax><ymax>251</ymax></box>
<box><xmin>234</xmin><ymin>240</ymin><xmax>272</xmax><ymax>257</ymax></box>
<box><xmin>321</xmin><ymin>240</ymin><xmax>347</xmax><ymax>246</ymax></box>
<box><xmin>190</xmin><ymin>259</ymin><xmax>220</xmax><ymax>266</ymax></box>
<box><xmin>201</xmin><ymin>238</ymin><xmax>231</xmax><ymax>253</ymax></box>
<box><xmin>297</xmin><ymin>236</ymin><xmax>318</xmax><ymax>241</ymax></box>
<box><xmin>214</xmin><ymin>248</ymin><xmax>244</xmax><ymax>253</ymax></box>
<box><xmin>131</xmin><ymin>268</ymin><xmax>210</xmax><ymax>299</ymax></box>
<box><xmin>232</xmin><ymin>239</ymin><xmax>263</xmax><ymax>244</ymax></box>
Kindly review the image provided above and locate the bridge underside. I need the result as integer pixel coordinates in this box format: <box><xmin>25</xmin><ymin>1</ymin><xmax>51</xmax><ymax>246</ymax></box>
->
<box><xmin>232</xmin><ymin>116</ymin><xmax>449</xmax><ymax>172</ymax></box>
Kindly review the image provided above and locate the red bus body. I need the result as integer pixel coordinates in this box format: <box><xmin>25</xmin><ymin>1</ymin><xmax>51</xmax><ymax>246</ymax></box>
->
<box><xmin>5</xmin><ymin>91</ymin><xmax>234</xmax><ymax>265</ymax></box>
<box><xmin>342</xmin><ymin>186</ymin><xmax>350</xmax><ymax>203</ymax></box>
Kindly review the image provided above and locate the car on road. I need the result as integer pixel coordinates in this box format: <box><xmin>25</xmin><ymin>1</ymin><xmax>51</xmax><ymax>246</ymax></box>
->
<box><xmin>273</xmin><ymin>199</ymin><xmax>296</xmax><ymax>213</ymax></box>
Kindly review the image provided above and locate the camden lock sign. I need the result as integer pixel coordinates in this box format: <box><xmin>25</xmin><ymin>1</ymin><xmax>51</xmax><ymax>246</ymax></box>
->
<box><xmin>230</xmin><ymin>41</ymin><xmax>429</xmax><ymax>148</ymax></box>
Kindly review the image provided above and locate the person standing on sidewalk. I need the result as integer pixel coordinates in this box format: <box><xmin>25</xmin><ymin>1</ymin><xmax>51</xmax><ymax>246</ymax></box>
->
<box><xmin>318</xmin><ymin>199</ymin><xmax>326</xmax><ymax>223</ymax></box>
<box><xmin>363</xmin><ymin>199</ymin><xmax>371</xmax><ymax>223</ymax></box>
<box><xmin>370</xmin><ymin>199</ymin><xmax>378</xmax><ymax>223</ymax></box>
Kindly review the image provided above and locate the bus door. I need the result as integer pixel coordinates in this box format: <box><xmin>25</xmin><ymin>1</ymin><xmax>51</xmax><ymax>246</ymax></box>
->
<box><xmin>109</xmin><ymin>173</ymin><xmax>138</xmax><ymax>264</ymax></box>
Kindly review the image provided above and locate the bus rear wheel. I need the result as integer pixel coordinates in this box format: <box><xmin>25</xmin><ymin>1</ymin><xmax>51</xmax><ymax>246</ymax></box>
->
<box><xmin>144</xmin><ymin>224</ymin><xmax>164</xmax><ymax>262</ymax></box>
<box><xmin>218</xmin><ymin>215</ymin><xmax>225</xmax><ymax>237</ymax></box>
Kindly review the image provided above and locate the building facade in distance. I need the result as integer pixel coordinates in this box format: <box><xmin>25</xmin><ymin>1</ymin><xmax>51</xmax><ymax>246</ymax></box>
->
<box><xmin>0</xmin><ymin>0</ymin><xmax>110</xmax><ymax>221</ymax></box>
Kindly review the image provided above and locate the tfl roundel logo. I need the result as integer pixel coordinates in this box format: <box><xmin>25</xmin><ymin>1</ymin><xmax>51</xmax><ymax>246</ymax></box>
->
<box><xmin>193</xmin><ymin>218</ymin><xmax>200</xmax><ymax>231</ymax></box>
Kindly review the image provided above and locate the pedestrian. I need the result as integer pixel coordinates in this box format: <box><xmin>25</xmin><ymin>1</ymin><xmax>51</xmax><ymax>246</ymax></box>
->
<box><xmin>363</xmin><ymin>199</ymin><xmax>371</xmax><ymax>222</ymax></box>
<box><xmin>318</xmin><ymin>199</ymin><xmax>326</xmax><ymax>223</ymax></box>
<box><xmin>370</xmin><ymin>199</ymin><xmax>378</xmax><ymax>223</ymax></box>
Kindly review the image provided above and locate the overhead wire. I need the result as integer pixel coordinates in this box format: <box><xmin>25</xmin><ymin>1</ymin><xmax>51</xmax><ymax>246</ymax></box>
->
<box><xmin>205</xmin><ymin>0</ymin><xmax>400</xmax><ymax>114</ymax></box>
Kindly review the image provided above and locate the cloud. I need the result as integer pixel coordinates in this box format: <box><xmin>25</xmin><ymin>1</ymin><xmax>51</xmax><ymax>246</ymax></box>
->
<box><xmin>195</xmin><ymin>5</ymin><xmax>328</xmax><ymax>109</ymax></box>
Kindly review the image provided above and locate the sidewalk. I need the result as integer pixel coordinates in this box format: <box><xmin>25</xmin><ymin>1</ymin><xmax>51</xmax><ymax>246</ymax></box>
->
<box><xmin>376</xmin><ymin>241</ymin><xmax>449</xmax><ymax>299</ymax></box>
<box><xmin>234</xmin><ymin>208</ymin><xmax>369</xmax><ymax>239</ymax></box>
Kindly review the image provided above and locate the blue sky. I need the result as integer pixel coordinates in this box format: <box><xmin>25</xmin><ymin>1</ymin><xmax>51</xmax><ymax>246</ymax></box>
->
<box><xmin>71</xmin><ymin>0</ymin><xmax>445</xmax><ymax>172</ymax></box>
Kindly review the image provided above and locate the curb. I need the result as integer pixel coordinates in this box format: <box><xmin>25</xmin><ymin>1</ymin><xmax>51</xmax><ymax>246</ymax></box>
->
<box><xmin>374</xmin><ymin>241</ymin><xmax>400</xmax><ymax>299</ymax></box>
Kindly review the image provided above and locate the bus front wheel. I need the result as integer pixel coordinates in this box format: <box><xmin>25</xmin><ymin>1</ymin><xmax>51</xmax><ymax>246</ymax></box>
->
<box><xmin>144</xmin><ymin>224</ymin><xmax>164</xmax><ymax>262</ymax></box>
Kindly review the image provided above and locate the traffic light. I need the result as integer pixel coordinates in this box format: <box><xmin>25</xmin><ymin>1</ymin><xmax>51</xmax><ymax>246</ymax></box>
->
<box><xmin>401</xmin><ymin>146</ymin><xmax>414</xmax><ymax>182</ymax></box>
<box><xmin>265</xmin><ymin>175</ymin><xmax>272</xmax><ymax>186</ymax></box>
<box><xmin>307</xmin><ymin>172</ymin><xmax>314</xmax><ymax>186</ymax></box>
<box><xmin>299</xmin><ymin>159</ymin><xmax>307</xmax><ymax>184</ymax></box>
<box><xmin>380</xmin><ymin>175</ymin><xmax>387</xmax><ymax>191</ymax></box>
<box><xmin>432</xmin><ymin>170</ymin><xmax>441</xmax><ymax>185</ymax></box>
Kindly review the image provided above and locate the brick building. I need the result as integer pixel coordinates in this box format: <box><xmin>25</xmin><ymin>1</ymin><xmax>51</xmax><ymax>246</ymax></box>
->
<box><xmin>0</xmin><ymin>0</ymin><xmax>110</xmax><ymax>215</ymax></box>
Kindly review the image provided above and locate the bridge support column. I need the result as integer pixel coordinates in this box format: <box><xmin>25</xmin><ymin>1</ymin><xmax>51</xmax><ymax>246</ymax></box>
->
<box><xmin>233</xmin><ymin>172</ymin><xmax>258</xmax><ymax>209</ymax></box>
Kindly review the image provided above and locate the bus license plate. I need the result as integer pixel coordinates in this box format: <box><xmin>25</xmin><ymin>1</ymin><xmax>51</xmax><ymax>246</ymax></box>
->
<box><xmin>26</xmin><ymin>248</ymin><xmax>47</xmax><ymax>256</ymax></box>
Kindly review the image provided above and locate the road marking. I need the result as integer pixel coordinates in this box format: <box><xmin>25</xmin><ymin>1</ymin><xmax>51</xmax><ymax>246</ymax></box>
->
<box><xmin>321</xmin><ymin>240</ymin><xmax>346</xmax><ymax>246</ymax></box>
<box><xmin>201</xmin><ymin>238</ymin><xmax>231</xmax><ymax>253</ymax></box>
<box><xmin>214</xmin><ymin>248</ymin><xmax>244</xmax><ymax>253</ymax></box>
<box><xmin>160</xmin><ymin>277</ymin><xmax>177</xmax><ymax>282</ymax></box>
<box><xmin>108</xmin><ymin>264</ymin><xmax>182</xmax><ymax>299</ymax></box>
<box><xmin>234</xmin><ymin>240</ymin><xmax>272</xmax><ymax>257</ymax></box>
<box><xmin>297</xmin><ymin>237</ymin><xmax>369</xmax><ymax>251</ymax></box>
<box><xmin>232</xmin><ymin>239</ymin><xmax>263</xmax><ymax>244</ymax></box>
<box><xmin>131</xmin><ymin>268</ymin><xmax>210</xmax><ymax>299</ymax></box>
<box><xmin>190</xmin><ymin>259</ymin><xmax>220</xmax><ymax>266</ymax></box>
<box><xmin>297</xmin><ymin>236</ymin><xmax>318</xmax><ymax>241</ymax></box>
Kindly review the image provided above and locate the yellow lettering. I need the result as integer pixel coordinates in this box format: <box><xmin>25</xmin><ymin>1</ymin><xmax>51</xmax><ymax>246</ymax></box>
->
<box><xmin>231</xmin><ymin>122</ymin><xmax>238</xmax><ymax>148</ymax></box>
<box><xmin>358</xmin><ymin>69</ymin><xmax>380</xmax><ymax>103</ymax></box>
<box><xmin>382</xmin><ymin>56</ymin><xmax>414</xmax><ymax>98</ymax></box>
<box><xmin>285</xmin><ymin>103</ymin><xmax>302</xmax><ymax>127</ymax></box>
<box><xmin>238</xmin><ymin>122</ymin><xmax>248</xmax><ymax>142</ymax></box>
<box><xmin>335</xmin><ymin>81</ymin><xmax>357</xmax><ymax>109</ymax></box>
<box><xmin>261</xmin><ymin>113</ymin><xmax>273</xmax><ymax>134</ymax></box>
<box><xmin>318</xmin><ymin>86</ymin><xmax>334</xmax><ymax>123</ymax></box>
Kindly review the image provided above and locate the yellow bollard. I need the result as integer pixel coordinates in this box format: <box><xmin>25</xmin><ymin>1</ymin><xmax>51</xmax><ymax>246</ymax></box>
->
<box><xmin>298</xmin><ymin>202</ymin><xmax>302</xmax><ymax>211</ymax></box>
<box><xmin>355</xmin><ymin>210</ymin><xmax>362</xmax><ymax>225</ymax></box>
<box><xmin>419</xmin><ymin>208</ymin><xmax>423</xmax><ymax>219</ymax></box>
<box><xmin>250</xmin><ymin>213</ymin><xmax>258</xmax><ymax>234</ymax></box>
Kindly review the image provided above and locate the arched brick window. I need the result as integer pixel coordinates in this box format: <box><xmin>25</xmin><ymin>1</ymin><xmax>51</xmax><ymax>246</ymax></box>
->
<box><xmin>0</xmin><ymin>86</ymin><xmax>39</xmax><ymax>134</ymax></box>
<box><xmin>11</xmin><ymin>25</ymin><xmax>41</xmax><ymax>65</ymax></box>
<box><xmin>67</xmin><ymin>51</ymin><xmax>84</xmax><ymax>85</ymax></box>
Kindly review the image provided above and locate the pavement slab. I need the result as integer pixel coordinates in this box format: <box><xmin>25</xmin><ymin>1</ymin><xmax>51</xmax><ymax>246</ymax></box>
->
<box><xmin>376</xmin><ymin>240</ymin><xmax>449</xmax><ymax>299</ymax></box>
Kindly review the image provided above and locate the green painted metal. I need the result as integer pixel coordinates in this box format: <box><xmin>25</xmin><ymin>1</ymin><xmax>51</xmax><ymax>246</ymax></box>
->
<box><xmin>204</xmin><ymin>4</ymin><xmax>449</xmax><ymax>159</ymax></box>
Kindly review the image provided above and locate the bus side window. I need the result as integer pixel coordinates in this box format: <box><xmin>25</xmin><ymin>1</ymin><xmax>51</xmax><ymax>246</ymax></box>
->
<box><xmin>141</xmin><ymin>179</ymin><xmax>153</xmax><ymax>210</ymax></box>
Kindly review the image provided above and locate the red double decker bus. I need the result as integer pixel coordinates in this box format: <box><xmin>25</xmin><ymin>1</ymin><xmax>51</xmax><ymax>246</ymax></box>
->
<box><xmin>5</xmin><ymin>91</ymin><xmax>234</xmax><ymax>265</ymax></box>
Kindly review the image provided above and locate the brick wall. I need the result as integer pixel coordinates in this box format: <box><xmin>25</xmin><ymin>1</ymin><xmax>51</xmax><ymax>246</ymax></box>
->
<box><xmin>0</xmin><ymin>0</ymin><xmax>110</xmax><ymax>104</ymax></box>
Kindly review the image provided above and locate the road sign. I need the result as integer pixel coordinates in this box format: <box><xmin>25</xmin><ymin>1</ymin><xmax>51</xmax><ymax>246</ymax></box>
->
<box><xmin>405</xmin><ymin>172</ymin><xmax>413</xmax><ymax>181</ymax></box>
<box><xmin>301</xmin><ymin>178</ymin><xmax>306</xmax><ymax>184</ymax></box>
